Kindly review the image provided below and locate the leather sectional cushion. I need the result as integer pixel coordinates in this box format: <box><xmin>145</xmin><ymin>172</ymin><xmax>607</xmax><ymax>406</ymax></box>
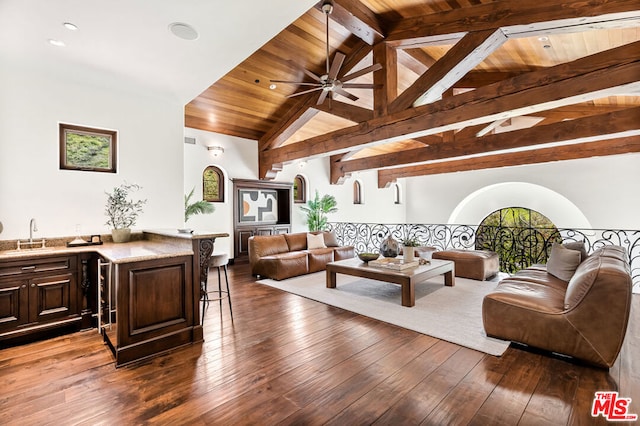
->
<box><xmin>333</xmin><ymin>246</ymin><xmax>355</xmax><ymax>261</ymax></box>
<box><xmin>259</xmin><ymin>251</ymin><xmax>308</xmax><ymax>281</ymax></box>
<box><xmin>285</xmin><ymin>233</ymin><xmax>308</xmax><ymax>252</ymax></box>
<box><xmin>307</xmin><ymin>248</ymin><xmax>334</xmax><ymax>273</ymax></box>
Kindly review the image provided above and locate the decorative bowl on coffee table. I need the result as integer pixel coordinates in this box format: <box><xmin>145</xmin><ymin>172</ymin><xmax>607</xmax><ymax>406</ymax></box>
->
<box><xmin>358</xmin><ymin>252</ymin><xmax>380</xmax><ymax>263</ymax></box>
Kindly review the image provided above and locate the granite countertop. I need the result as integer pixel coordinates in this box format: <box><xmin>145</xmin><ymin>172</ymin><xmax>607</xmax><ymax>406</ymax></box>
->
<box><xmin>0</xmin><ymin>229</ymin><xmax>229</xmax><ymax>264</ymax></box>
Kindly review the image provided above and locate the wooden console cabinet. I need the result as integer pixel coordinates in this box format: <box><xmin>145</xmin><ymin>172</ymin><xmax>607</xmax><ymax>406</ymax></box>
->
<box><xmin>233</xmin><ymin>179</ymin><xmax>293</xmax><ymax>262</ymax></box>
<box><xmin>0</xmin><ymin>255</ymin><xmax>81</xmax><ymax>344</ymax></box>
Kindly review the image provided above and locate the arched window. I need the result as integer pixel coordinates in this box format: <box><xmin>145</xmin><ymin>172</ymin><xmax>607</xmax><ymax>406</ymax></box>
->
<box><xmin>353</xmin><ymin>180</ymin><xmax>363</xmax><ymax>204</ymax></box>
<box><xmin>293</xmin><ymin>175</ymin><xmax>306</xmax><ymax>204</ymax></box>
<box><xmin>476</xmin><ymin>207</ymin><xmax>561</xmax><ymax>273</ymax></box>
<box><xmin>203</xmin><ymin>166</ymin><xmax>224</xmax><ymax>202</ymax></box>
<box><xmin>393</xmin><ymin>183</ymin><xmax>401</xmax><ymax>204</ymax></box>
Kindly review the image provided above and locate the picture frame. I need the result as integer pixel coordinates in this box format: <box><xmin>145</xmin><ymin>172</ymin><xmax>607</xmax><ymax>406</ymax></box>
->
<box><xmin>59</xmin><ymin>123</ymin><xmax>117</xmax><ymax>173</ymax></box>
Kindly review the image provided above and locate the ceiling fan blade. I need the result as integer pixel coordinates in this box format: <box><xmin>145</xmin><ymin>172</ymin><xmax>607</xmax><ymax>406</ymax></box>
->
<box><xmin>342</xmin><ymin>83</ymin><xmax>382</xmax><ymax>89</ymax></box>
<box><xmin>333</xmin><ymin>87</ymin><xmax>359</xmax><ymax>102</ymax></box>
<box><xmin>287</xmin><ymin>87</ymin><xmax>323</xmax><ymax>98</ymax></box>
<box><xmin>316</xmin><ymin>89</ymin><xmax>330</xmax><ymax>105</ymax></box>
<box><xmin>341</xmin><ymin>63</ymin><xmax>383</xmax><ymax>83</ymax></box>
<box><xmin>270</xmin><ymin>80</ymin><xmax>322</xmax><ymax>86</ymax></box>
<box><xmin>286</xmin><ymin>60</ymin><xmax>322</xmax><ymax>82</ymax></box>
<box><xmin>328</xmin><ymin>52</ymin><xmax>346</xmax><ymax>80</ymax></box>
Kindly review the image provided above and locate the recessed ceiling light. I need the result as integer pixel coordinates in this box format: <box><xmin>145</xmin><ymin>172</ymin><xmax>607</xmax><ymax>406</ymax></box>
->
<box><xmin>269</xmin><ymin>84</ymin><xmax>277</xmax><ymax>90</ymax></box>
<box><xmin>48</xmin><ymin>39</ymin><xmax>66</xmax><ymax>47</ymax></box>
<box><xmin>63</xmin><ymin>22</ymin><xmax>78</xmax><ymax>31</ymax></box>
<box><xmin>169</xmin><ymin>22</ymin><xmax>199</xmax><ymax>41</ymax></box>
<box><xmin>538</xmin><ymin>36</ymin><xmax>548</xmax><ymax>42</ymax></box>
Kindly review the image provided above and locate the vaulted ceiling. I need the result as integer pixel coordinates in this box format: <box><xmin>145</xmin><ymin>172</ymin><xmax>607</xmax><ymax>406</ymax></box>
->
<box><xmin>185</xmin><ymin>0</ymin><xmax>640</xmax><ymax>186</ymax></box>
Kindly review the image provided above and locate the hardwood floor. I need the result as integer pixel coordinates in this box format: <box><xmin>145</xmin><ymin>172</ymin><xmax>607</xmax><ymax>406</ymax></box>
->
<box><xmin>1</xmin><ymin>263</ymin><xmax>638</xmax><ymax>425</ymax></box>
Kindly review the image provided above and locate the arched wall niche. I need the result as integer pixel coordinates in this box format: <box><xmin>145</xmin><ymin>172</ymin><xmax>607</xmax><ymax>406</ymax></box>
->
<box><xmin>448</xmin><ymin>182</ymin><xmax>592</xmax><ymax>229</ymax></box>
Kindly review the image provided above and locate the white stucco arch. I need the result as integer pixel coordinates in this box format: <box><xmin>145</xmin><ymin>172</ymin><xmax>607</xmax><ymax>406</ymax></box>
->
<box><xmin>447</xmin><ymin>182</ymin><xmax>592</xmax><ymax>229</ymax></box>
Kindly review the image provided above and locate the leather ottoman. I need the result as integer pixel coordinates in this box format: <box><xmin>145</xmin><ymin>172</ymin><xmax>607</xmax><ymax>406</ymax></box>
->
<box><xmin>432</xmin><ymin>249</ymin><xmax>499</xmax><ymax>281</ymax></box>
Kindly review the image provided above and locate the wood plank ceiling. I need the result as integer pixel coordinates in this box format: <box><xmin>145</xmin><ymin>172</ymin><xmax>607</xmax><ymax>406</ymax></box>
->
<box><xmin>185</xmin><ymin>0</ymin><xmax>640</xmax><ymax>186</ymax></box>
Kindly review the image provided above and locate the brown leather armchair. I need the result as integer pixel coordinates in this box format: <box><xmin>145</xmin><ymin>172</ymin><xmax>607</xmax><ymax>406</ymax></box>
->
<box><xmin>482</xmin><ymin>245</ymin><xmax>632</xmax><ymax>368</ymax></box>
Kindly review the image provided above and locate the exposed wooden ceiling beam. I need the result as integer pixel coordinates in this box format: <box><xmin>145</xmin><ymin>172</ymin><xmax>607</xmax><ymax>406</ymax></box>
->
<box><xmin>319</xmin><ymin>0</ymin><xmax>386</xmax><ymax>45</ymax></box>
<box><xmin>373</xmin><ymin>42</ymin><xmax>397</xmax><ymax>116</ymax></box>
<box><xmin>377</xmin><ymin>135</ymin><xmax>640</xmax><ymax>187</ymax></box>
<box><xmin>313</xmin><ymin>100</ymin><xmax>374</xmax><ymax>122</ymax></box>
<box><xmin>389</xmin><ymin>28</ymin><xmax>507</xmax><ymax>113</ymax></box>
<box><xmin>385</xmin><ymin>0</ymin><xmax>640</xmax><ymax>48</ymax></box>
<box><xmin>330</xmin><ymin>106</ymin><xmax>640</xmax><ymax>182</ymax></box>
<box><xmin>259</xmin><ymin>40</ymin><xmax>640</xmax><ymax>178</ymax></box>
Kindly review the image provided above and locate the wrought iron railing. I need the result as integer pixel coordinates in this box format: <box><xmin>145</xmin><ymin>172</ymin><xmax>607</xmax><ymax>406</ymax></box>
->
<box><xmin>327</xmin><ymin>222</ymin><xmax>640</xmax><ymax>290</ymax></box>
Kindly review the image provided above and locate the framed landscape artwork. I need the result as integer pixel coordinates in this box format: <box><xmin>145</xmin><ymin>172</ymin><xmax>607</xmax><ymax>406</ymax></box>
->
<box><xmin>59</xmin><ymin>123</ymin><xmax>117</xmax><ymax>173</ymax></box>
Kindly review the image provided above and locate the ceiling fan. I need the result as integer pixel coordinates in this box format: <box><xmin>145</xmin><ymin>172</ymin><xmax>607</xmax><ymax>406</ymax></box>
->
<box><xmin>270</xmin><ymin>1</ymin><xmax>382</xmax><ymax>105</ymax></box>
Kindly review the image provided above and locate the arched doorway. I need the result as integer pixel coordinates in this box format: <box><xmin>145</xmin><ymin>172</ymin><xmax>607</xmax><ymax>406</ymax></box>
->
<box><xmin>475</xmin><ymin>207</ymin><xmax>561</xmax><ymax>273</ymax></box>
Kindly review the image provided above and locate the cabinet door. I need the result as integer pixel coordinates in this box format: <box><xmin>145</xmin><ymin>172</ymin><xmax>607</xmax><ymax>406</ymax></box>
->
<box><xmin>29</xmin><ymin>272</ymin><xmax>77</xmax><ymax>324</ymax></box>
<box><xmin>0</xmin><ymin>279</ymin><xmax>29</xmax><ymax>332</ymax></box>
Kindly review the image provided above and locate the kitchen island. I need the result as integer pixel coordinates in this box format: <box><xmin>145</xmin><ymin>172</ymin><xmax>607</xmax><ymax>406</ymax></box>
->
<box><xmin>0</xmin><ymin>229</ymin><xmax>228</xmax><ymax>367</ymax></box>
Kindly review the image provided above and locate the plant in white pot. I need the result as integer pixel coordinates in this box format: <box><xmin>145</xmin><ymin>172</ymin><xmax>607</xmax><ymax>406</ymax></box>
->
<box><xmin>181</xmin><ymin>187</ymin><xmax>215</xmax><ymax>232</ymax></box>
<box><xmin>402</xmin><ymin>236</ymin><xmax>419</xmax><ymax>262</ymax></box>
<box><xmin>105</xmin><ymin>182</ymin><xmax>146</xmax><ymax>243</ymax></box>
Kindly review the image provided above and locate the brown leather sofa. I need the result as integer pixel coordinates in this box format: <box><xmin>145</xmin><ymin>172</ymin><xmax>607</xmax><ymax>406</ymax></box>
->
<box><xmin>248</xmin><ymin>231</ymin><xmax>355</xmax><ymax>280</ymax></box>
<box><xmin>482</xmin><ymin>245</ymin><xmax>632</xmax><ymax>368</ymax></box>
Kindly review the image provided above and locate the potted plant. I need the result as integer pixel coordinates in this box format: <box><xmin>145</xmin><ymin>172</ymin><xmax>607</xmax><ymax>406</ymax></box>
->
<box><xmin>182</xmin><ymin>187</ymin><xmax>215</xmax><ymax>232</ymax></box>
<box><xmin>104</xmin><ymin>182</ymin><xmax>147</xmax><ymax>243</ymax></box>
<box><xmin>402</xmin><ymin>236</ymin><xmax>419</xmax><ymax>262</ymax></box>
<box><xmin>299</xmin><ymin>190</ymin><xmax>338</xmax><ymax>232</ymax></box>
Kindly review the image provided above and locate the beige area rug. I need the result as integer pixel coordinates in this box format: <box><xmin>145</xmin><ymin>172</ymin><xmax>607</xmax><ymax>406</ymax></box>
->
<box><xmin>258</xmin><ymin>271</ymin><xmax>510</xmax><ymax>356</ymax></box>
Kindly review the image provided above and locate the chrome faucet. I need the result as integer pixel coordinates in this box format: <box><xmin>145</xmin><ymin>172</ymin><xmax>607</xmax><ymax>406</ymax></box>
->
<box><xmin>29</xmin><ymin>218</ymin><xmax>37</xmax><ymax>243</ymax></box>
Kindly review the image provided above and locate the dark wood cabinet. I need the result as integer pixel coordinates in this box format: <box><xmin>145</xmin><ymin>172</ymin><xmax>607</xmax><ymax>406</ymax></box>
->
<box><xmin>101</xmin><ymin>255</ymin><xmax>195</xmax><ymax>367</ymax></box>
<box><xmin>0</xmin><ymin>255</ymin><xmax>80</xmax><ymax>343</ymax></box>
<box><xmin>232</xmin><ymin>179</ymin><xmax>293</xmax><ymax>262</ymax></box>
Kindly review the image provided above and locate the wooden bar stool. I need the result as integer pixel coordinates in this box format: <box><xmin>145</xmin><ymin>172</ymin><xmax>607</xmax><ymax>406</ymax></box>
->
<box><xmin>201</xmin><ymin>252</ymin><xmax>233</xmax><ymax>323</ymax></box>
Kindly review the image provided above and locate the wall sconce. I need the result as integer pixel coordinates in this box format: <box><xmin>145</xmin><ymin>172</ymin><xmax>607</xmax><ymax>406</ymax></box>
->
<box><xmin>207</xmin><ymin>145</ymin><xmax>224</xmax><ymax>157</ymax></box>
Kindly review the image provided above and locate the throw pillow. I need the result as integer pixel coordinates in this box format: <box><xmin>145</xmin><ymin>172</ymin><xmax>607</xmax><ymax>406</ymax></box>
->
<box><xmin>546</xmin><ymin>243</ymin><xmax>582</xmax><ymax>281</ymax></box>
<box><xmin>307</xmin><ymin>233</ymin><xmax>327</xmax><ymax>249</ymax></box>
<box><xmin>562</xmin><ymin>241</ymin><xmax>588</xmax><ymax>263</ymax></box>
<box><xmin>323</xmin><ymin>231</ymin><xmax>339</xmax><ymax>247</ymax></box>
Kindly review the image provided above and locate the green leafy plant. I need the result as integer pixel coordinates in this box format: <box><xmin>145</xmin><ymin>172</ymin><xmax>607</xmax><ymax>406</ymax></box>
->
<box><xmin>299</xmin><ymin>190</ymin><xmax>338</xmax><ymax>231</ymax></box>
<box><xmin>105</xmin><ymin>182</ymin><xmax>147</xmax><ymax>229</ymax></box>
<box><xmin>402</xmin><ymin>237</ymin><xmax>419</xmax><ymax>247</ymax></box>
<box><xmin>184</xmin><ymin>187</ymin><xmax>215</xmax><ymax>223</ymax></box>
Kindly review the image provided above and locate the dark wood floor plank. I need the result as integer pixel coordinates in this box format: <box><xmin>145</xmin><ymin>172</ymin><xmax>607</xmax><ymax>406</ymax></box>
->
<box><xmin>371</xmin><ymin>346</ymin><xmax>485</xmax><ymax>424</ymax></box>
<box><xmin>519</xmin><ymin>356</ymin><xmax>581</xmax><ymax>426</ymax></box>
<box><xmin>468</xmin><ymin>348</ymin><xmax>550</xmax><ymax>426</ymax></box>
<box><xmin>0</xmin><ymin>263</ymin><xmax>636</xmax><ymax>425</ymax></box>
<box><xmin>324</xmin><ymin>339</ymin><xmax>460</xmax><ymax>425</ymax></box>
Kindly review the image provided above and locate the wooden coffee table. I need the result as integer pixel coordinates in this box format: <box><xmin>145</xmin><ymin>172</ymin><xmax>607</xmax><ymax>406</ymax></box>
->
<box><xmin>326</xmin><ymin>257</ymin><xmax>455</xmax><ymax>307</ymax></box>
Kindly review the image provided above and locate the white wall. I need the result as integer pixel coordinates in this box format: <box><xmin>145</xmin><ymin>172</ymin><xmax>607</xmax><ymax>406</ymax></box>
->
<box><xmin>275</xmin><ymin>159</ymin><xmax>406</xmax><ymax>232</ymax></box>
<box><xmin>0</xmin><ymin>63</ymin><xmax>184</xmax><ymax>240</ymax></box>
<box><xmin>182</xmin><ymin>128</ymin><xmax>259</xmax><ymax>256</ymax></box>
<box><xmin>405</xmin><ymin>153</ymin><xmax>640</xmax><ymax>230</ymax></box>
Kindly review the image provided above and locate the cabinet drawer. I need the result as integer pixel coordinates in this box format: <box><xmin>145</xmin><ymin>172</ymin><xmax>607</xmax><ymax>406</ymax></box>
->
<box><xmin>0</xmin><ymin>256</ymin><xmax>76</xmax><ymax>278</ymax></box>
